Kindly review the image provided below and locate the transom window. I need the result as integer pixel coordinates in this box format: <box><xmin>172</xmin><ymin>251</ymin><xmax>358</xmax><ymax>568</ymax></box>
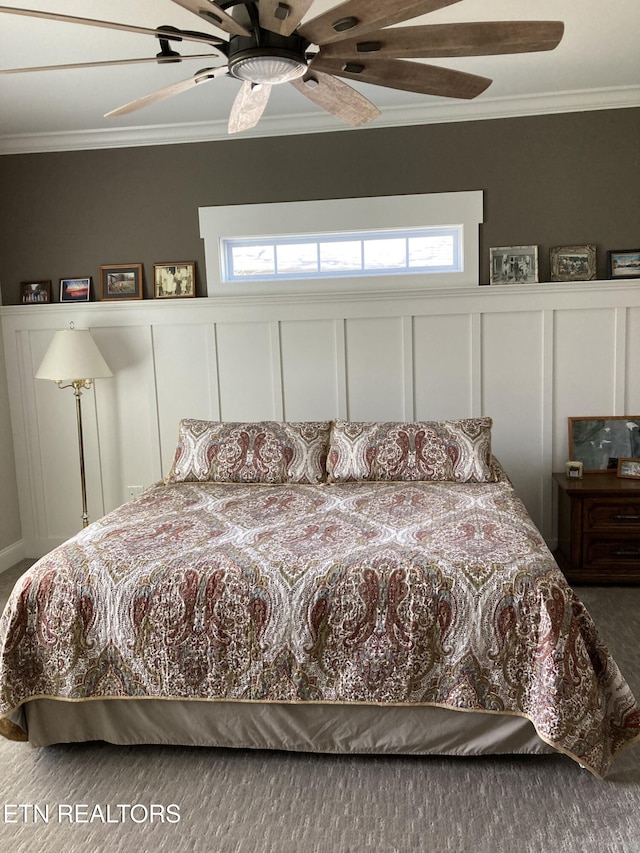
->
<box><xmin>222</xmin><ymin>226</ymin><xmax>462</xmax><ymax>282</ymax></box>
<box><xmin>199</xmin><ymin>192</ymin><xmax>483</xmax><ymax>296</ymax></box>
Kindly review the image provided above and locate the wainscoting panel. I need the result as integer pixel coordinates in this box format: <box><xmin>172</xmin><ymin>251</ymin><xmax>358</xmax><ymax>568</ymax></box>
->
<box><xmin>279</xmin><ymin>319</ymin><xmax>339</xmax><ymax>422</ymax></box>
<box><xmin>626</xmin><ymin>307</ymin><xmax>640</xmax><ymax>414</ymax></box>
<box><xmin>345</xmin><ymin>317</ymin><xmax>405</xmax><ymax>421</ymax></box>
<box><xmin>2</xmin><ymin>280</ymin><xmax>640</xmax><ymax>557</ymax></box>
<box><xmin>551</xmin><ymin>308</ymin><xmax>618</xmax><ymax>473</ymax></box>
<box><xmin>413</xmin><ymin>313</ymin><xmax>473</xmax><ymax>421</ymax></box>
<box><xmin>92</xmin><ymin>326</ymin><xmax>161</xmax><ymax>513</ymax></box>
<box><xmin>216</xmin><ymin>321</ymin><xmax>276</xmax><ymax>421</ymax></box>
<box><xmin>481</xmin><ymin>311</ymin><xmax>545</xmax><ymax>528</ymax></box>
<box><xmin>152</xmin><ymin>323</ymin><xmax>219</xmax><ymax>475</ymax></box>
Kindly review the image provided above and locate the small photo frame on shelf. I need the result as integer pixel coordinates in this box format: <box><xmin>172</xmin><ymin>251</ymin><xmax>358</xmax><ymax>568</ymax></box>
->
<box><xmin>607</xmin><ymin>249</ymin><xmax>640</xmax><ymax>280</ymax></box>
<box><xmin>550</xmin><ymin>245</ymin><xmax>596</xmax><ymax>282</ymax></box>
<box><xmin>60</xmin><ymin>277</ymin><xmax>91</xmax><ymax>303</ymax></box>
<box><xmin>99</xmin><ymin>264</ymin><xmax>143</xmax><ymax>301</ymax></box>
<box><xmin>489</xmin><ymin>246</ymin><xmax>538</xmax><ymax>284</ymax></box>
<box><xmin>20</xmin><ymin>280</ymin><xmax>51</xmax><ymax>304</ymax></box>
<box><xmin>568</xmin><ymin>416</ymin><xmax>640</xmax><ymax>473</ymax></box>
<box><xmin>617</xmin><ymin>458</ymin><xmax>640</xmax><ymax>480</ymax></box>
<box><xmin>153</xmin><ymin>262</ymin><xmax>196</xmax><ymax>299</ymax></box>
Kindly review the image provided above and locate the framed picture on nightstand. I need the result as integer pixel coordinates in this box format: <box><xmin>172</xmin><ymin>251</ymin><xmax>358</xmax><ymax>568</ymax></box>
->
<box><xmin>568</xmin><ymin>416</ymin><xmax>640</xmax><ymax>472</ymax></box>
<box><xmin>617</xmin><ymin>458</ymin><xmax>640</xmax><ymax>480</ymax></box>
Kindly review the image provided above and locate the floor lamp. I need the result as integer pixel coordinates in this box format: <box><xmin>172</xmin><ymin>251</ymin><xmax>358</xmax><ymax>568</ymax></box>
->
<box><xmin>35</xmin><ymin>324</ymin><xmax>112</xmax><ymax>529</ymax></box>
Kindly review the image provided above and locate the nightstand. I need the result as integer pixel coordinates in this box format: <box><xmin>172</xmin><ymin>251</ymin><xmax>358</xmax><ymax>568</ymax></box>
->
<box><xmin>553</xmin><ymin>472</ymin><xmax>640</xmax><ymax>583</ymax></box>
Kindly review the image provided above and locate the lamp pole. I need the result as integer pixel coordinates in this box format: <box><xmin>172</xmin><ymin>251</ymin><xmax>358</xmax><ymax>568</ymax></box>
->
<box><xmin>65</xmin><ymin>379</ymin><xmax>93</xmax><ymax>528</ymax></box>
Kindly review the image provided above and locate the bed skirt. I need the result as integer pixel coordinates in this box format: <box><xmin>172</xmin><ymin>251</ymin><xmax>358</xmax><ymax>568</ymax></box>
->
<box><xmin>12</xmin><ymin>700</ymin><xmax>555</xmax><ymax>757</ymax></box>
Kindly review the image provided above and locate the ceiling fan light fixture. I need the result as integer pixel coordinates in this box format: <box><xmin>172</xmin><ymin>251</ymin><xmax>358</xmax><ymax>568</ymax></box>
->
<box><xmin>229</xmin><ymin>51</ymin><xmax>307</xmax><ymax>84</ymax></box>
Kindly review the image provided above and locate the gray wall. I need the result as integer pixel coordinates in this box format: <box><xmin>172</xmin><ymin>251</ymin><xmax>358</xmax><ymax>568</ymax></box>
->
<box><xmin>0</xmin><ymin>107</ymin><xmax>638</xmax><ymax>304</ymax></box>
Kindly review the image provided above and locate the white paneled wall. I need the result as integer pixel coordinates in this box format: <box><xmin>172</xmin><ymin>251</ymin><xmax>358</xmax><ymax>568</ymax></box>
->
<box><xmin>2</xmin><ymin>279</ymin><xmax>640</xmax><ymax>557</ymax></box>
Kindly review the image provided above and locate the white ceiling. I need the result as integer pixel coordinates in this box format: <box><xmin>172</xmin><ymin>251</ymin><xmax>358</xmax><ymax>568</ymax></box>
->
<box><xmin>0</xmin><ymin>0</ymin><xmax>638</xmax><ymax>153</ymax></box>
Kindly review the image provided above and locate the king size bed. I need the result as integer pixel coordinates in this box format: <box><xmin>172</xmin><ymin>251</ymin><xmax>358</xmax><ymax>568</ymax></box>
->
<box><xmin>1</xmin><ymin>417</ymin><xmax>638</xmax><ymax>778</ymax></box>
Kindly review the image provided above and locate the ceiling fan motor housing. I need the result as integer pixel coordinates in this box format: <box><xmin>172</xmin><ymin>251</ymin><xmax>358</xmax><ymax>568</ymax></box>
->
<box><xmin>227</xmin><ymin>30</ymin><xmax>310</xmax><ymax>84</ymax></box>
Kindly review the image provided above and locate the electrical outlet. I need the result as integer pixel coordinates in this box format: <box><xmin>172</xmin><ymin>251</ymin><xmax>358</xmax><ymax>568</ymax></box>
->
<box><xmin>126</xmin><ymin>485</ymin><xmax>144</xmax><ymax>501</ymax></box>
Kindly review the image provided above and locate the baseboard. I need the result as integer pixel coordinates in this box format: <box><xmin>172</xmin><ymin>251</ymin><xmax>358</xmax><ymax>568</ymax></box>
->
<box><xmin>0</xmin><ymin>539</ymin><xmax>26</xmax><ymax>574</ymax></box>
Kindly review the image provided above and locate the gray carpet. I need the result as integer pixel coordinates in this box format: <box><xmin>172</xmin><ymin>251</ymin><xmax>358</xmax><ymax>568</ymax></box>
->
<box><xmin>0</xmin><ymin>560</ymin><xmax>639</xmax><ymax>853</ymax></box>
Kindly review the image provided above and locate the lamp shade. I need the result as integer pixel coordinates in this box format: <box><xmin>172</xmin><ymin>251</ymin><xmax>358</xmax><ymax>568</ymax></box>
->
<box><xmin>35</xmin><ymin>329</ymin><xmax>112</xmax><ymax>382</ymax></box>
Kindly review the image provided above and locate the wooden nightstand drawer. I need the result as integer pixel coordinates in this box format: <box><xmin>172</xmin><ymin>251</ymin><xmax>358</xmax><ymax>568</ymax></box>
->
<box><xmin>583</xmin><ymin>535</ymin><xmax>640</xmax><ymax>569</ymax></box>
<box><xmin>584</xmin><ymin>498</ymin><xmax>640</xmax><ymax>531</ymax></box>
<box><xmin>553</xmin><ymin>472</ymin><xmax>640</xmax><ymax>583</ymax></box>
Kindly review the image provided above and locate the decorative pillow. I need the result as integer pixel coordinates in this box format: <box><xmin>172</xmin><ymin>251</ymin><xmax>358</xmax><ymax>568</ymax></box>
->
<box><xmin>166</xmin><ymin>419</ymin><xmax>331</xmax><ymax>484</ymax></box>
<box><xmin>326</xmin><ymin>418</ymin><xmax>496</xmax><ymax>483</ymax></box>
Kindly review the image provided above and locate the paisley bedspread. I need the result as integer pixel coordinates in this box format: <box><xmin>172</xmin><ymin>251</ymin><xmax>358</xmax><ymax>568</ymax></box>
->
<box><xmin>1</xmin><ymin>473</ymin><xmax>639</xmax><ymax>777</ymax></box>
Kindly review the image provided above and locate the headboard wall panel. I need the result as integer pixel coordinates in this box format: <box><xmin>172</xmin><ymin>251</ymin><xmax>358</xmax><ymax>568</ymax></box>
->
<box><xmin>2</xmin><ymin>280</ymin><xmax>640</xmax><ymax>557</ymax></box>
<box><xmin>280</xmin><ymin>320</ymin><xmax>340</xmax><ymax>422</ymax></box>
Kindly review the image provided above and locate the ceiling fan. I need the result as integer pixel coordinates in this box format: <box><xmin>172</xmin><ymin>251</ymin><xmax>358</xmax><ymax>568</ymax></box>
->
<box><xmin>0</xmin><ymin>1</ymin><xmax>564</xmax><ymax>134</ymax></box>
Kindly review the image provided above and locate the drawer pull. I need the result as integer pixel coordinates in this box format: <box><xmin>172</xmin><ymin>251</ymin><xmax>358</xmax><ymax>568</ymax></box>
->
<box><xmin>613</xmin><ymin>514</ymin><xmax>640</xmax><ymax>520</ymax></box>
<box><xmin>613</xmin><ymin>550</ymin><xmax>640</xmax><ymax>557</ymax></box>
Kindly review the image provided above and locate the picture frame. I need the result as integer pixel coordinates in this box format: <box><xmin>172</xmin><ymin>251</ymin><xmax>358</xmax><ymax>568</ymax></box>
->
<box><xmin>607</xmin><ymin>249</ymin><xmax>640</xmax><ymax>280</ymax></box>
<box><xmin>568</xmin><ymin>416</ymin><xmax>640</xmax><ymax>473</ymax></box>
<box><xmin>489</xmin><ymin>246</ymin><xmax>538</xmax><ymax>284</ymax></box>
<box><xmin>153</xmin><ymin>262</ymin><xmax>196</xmax><ymax>299</ymax></box>
<box><xmin>617</xmin><ymin>458</ymin><xmax>640</xmax><ymax>480</ymax></box>
<box><xmin>99</xmin><ymin>264</ymin><xmax>143</xmax><ymax>301</ymax></box>
<box><xmin>20</xmin><ymin>280</ymin><xmax>51</xmax><ymax>304</ymax></box>
<box><xmin>550</xmin><ymin>245</ymin><xmax>596</xmax><ymax>282</ymax></box>
<box><xmin>60</xmin><ymin>277</ymin><xmax>91</xmax><ymax>303</ymax></box>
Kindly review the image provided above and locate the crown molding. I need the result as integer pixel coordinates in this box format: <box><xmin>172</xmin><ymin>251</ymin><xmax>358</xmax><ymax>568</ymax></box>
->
<box><xmin>0</xmin><ymin>85</ymin><xmax>638</xmax><ymax>156</ymax></box>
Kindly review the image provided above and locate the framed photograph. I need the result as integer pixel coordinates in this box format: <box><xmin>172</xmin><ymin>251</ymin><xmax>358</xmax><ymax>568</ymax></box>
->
<box><xmin>550</xmin><ymin>245</ymin><xmax>596</xmax><ymax>282</ymax></box>
<box><xmin>20</xmin><ymin>280</ymin><xmax>51</xmax><ymax>304</ymax></box>
<box><xmin>489</xmin><ymin>246</ymin><xmax>538</xmax><ymax>284</ymax></box>
<box><xmin>153</xmin><ymin>262</ymin><xmax>196</xmax><ymax>299</ymax></box>
<box><xmin>617</xmin><ymin>458</ymin><xmax>640</xmax><ymax>480</ymax></box>
<box><xmin>60</xmin><ymin>277</ymin><xmax>91</xmax><ymax>303</ymax></box>
<box><xmin>99</xmin><ymin>264</ymin><xmax>143</xmax><ymax>301</ymax></box>
<box><xmin>568</xmin><ymin>416</ymin><xmax>640</xmax><ymax>473</ymax></box>
<box><xmin>607</xmin><ymin>249</ymin><xmax>640</xmax><ymax>280</ymax></box>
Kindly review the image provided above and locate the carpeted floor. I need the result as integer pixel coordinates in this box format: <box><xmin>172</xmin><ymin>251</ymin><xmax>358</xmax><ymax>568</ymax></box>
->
<box><xmin>0</xmin><ymin>560</ymin><xmax>639</xmax><ymax>853</ymax></box>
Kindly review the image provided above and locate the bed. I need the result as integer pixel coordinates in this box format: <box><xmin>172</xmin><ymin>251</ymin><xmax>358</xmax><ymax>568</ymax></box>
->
<box><xmin>1</xmin><ymin>417</ymin><xmax>638</xmax><ymax>778</ymax></box>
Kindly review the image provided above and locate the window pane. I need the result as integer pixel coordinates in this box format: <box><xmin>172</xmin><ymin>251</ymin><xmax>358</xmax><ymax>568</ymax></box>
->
<box><xmin>408</xmin><ymin>234</ymin><xmax>455</xmax><ymax>267</ymax></box>
<box><xmin>276</xmin><ymin>243</ymin><xmax>318</xmax><ymax>274</ymax></box>
<box><xmin>319</xmin><ymin>240</ymin><xmax>362</xmax><ymax>272</ymax></box>
<box><xmin>363</xmin><ymin>237</ymin><xmax>407</xmax><ymax>270</ymax></box>
<box><xmin>222</xmin><ymin>226</ymin><xmax>462</xmax><ymax>282</ymax></box>
<box><xmin>231</xmin><ymin>245</ymin><xmax>275</xmax><ymax>276</ymax></box>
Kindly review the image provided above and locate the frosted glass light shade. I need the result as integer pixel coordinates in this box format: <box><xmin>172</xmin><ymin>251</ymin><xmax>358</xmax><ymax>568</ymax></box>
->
<box><xmin>35</xmin><ymin>329</ymin><xmax>112</xmax><ymax>382</ymax></box>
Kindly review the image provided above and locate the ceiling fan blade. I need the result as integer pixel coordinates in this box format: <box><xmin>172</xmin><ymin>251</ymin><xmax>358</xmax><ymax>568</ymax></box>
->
<box><xmin>289</xmin><ymin>70</ymin><xmax>380</xmax><ymax>126</ymax></box>
<box><xmin>170</xmin><ymin>0</ymin><xmax>251</xmax><ymax>37</ymax></box>
<box><xmin>0</xmin><ymin>54</ymin><xmax>217</xmax><ymax>75</ymax></box>
<box><xmin>299</xmin><ymin>0</ymin><xmax>463</xmax><ymax>46</ymax></box>
<box><xmin>104</xmin><ymin>66</ymin><xmax>226</xmax><ymax>117</ymax></box>
<box><xmin>228</xmin><ymin>82</ymin><xmax>272</xmax><ymax>133</ymax></box>
<box><xmin>317</xmin><ymin>21</ymin><xmax>565</xmax><ymax>59</ymax></box>
<box><xmin>310</xmin><ymin>55</ymin><xmax>492</xmax><ymax>100</ymax></box>
<box><xmin>0</xmin><ymin>5</ymin><xmax>224</xmax><ymax>46</ymax></box>
<box><xmin>259</xmin><ymin>0</ymin><xmax>314</xmax><ymax>37</ymax></box>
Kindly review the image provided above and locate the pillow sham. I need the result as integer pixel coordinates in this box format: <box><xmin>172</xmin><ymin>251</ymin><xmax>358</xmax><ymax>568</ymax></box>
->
<box><xmin>326</xmin><ymin>418</ymin><xmax>496</xmax><ymax>483</ymax></box>
<box><xmin>166</xmin><ymin>419</ymin><xmax>331</xmax><ymax>484</ymax></box>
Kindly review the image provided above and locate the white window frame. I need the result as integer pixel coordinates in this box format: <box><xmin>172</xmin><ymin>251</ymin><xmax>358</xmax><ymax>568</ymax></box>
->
<box><xmin>199</xmin><ymin>191</ymin><xmax>483</xmax><ymax>297</ymax></box>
